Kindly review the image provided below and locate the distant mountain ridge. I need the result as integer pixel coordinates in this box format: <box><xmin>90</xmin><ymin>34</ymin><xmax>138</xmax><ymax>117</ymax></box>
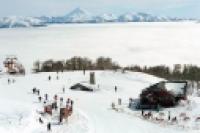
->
<box><xmin>0</xmin><ymin>16</ymin><xmax>46</xmax><ymax>28</ymax></box>
<box><xmin>0</xmin><ymin>8</ymin><xmax>196</xmax><ymax>28</ymax></box>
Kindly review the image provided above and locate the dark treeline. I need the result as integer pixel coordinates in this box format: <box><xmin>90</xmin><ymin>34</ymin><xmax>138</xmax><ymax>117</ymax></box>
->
<box><xmin>33</xmin><ymin>57</ymin><xmax>200</xmax><ymax>81</ymax></box>
<box><xmin>125</xmin><ymin>64</ymin><xmax>200</xmax><ymax>81</ymax></box>
<box><xmin>33</xmin><ymin>56</ymin><xmax>121</xmax><ymax>72</ymax></box>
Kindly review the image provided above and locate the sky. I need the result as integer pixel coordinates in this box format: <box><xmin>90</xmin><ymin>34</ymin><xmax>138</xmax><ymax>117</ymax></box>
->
<box><xmin>0</xmin><ymin>0</ymin><xmax>200</xmax><ymax>18</ymax></box>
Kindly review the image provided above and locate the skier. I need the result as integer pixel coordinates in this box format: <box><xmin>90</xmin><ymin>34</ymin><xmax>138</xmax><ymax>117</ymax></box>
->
<box><xmin>60</xmin><ymin>97</ymin><xmax>63</xmax><ymax>102</ymax></box>
<box><xmin>142</xmin><ymin>109</ymin><xmax>144</xmax><ymax>116</ymax></box>
<box><xmin>111</xmin><ymin>102</ymin><xmax>115</xmax><ymax>109</ymax></box>
<box><xmin>39</xmin><ymin>117</ymin><xmax>43</xmax><ymax>124</ymax></box>
<box><xmin>128</xmin><ymin>98</ymin><xmax>133</xmax><ymax>108</ymax></box>
<box><xmin>54</xmin><ymin>94</ymin><xmax>58</xmax><ymax>101</ymax></box>
<box><xmin>62</xmin><ymin>87</ymin><xmax>65</xmax><ymax>93</ymax></box>
<box><xmin>32</xmin><ymin>87</ymin><xmax>36</xmax><ymax>94</ymax></box>
<box><xmin>48</xmin><ymin>76</ymin><xmax>51</xmax><ymax>81</ymax></box>
<box><xmin>71</xmin><ymin>100</ymin><xmax>74</xmax><ymax>106</ymax></box>
<box><xmin>168</xmin><ymin>111</ymin><xmax>171</xmax><ymax>121</ymax></box>
<box><xmin>8</xmin><ymin>78</ymin><xmax>10</xmax><ymax>84</ymax></box>
<box><xmin>60</xmin><ymin>97</ymin><xmax>63</xmax><ymax>106</ymax></box>
<box><xmin>59</xmin><ymin>115</ymin><xmax>63</xmax><ymax>123</ymax></box>
<box><xmin>118</xmin><ymin>98</ymin><xmax>122</xmax><ymax>105</ymax></box>
<box><xmin>47</xmin><ymin>122</ymin><xmax>51</xmax><ymax>131</ymax></box>
<box><xmin>45</xmin><ymin>94</ymin><xmax>48</xmax><ymax>101</ymax></box>
<box><xmin>55</xmin><ymin>102</ymin><xmax>58</xmax><ymax>110</ymax></box>
<box><xmin>115</xmin><ymin>86</ymin><xmax>117</xmax><ymax>92</ymax></box>
<box><xmin>37</xmin><ymin>89</ymin><xmax>40</xmax><ymax>95</ymax></box>
<box><xmin>38</xmin><ymin>96</ymin><xmax>42</xmax><ymax>102</ymax></box>
<box><xmin>70</xmin><ymin>100</ymin><xmax>74</xmax><ymax>112</ymax></box>
<box><xmin>66</xmin><ymin>98</ymin><xmax>70</xmax><ymax>109</ymax></box>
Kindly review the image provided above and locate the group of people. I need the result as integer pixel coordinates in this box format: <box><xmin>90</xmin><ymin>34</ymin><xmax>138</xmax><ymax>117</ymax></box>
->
<box><xmin>48</xmin><ymin>72</ymin><xmax>60</xmax><ymax>81</ymax></box>
<box><xmin>7</xmin><ymin>78</ymin><xmax>15</xmax><ymax>84</ymax></box>
<box><xmin>141</xmin><ymin>109</ymin><xmax>178</xmax><ymax>124</ymax></box>
<box><xmin>32</xmin><ymin>85</ymin><xmax>74</xmax><ymax>132</ymax></box>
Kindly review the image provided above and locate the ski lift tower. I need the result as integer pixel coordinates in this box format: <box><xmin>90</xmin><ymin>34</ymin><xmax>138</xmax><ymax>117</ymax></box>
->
<box><xmin>3</xmin><ymin>55</ymin><xmax>25</xmax><ymax>75</ymax></box>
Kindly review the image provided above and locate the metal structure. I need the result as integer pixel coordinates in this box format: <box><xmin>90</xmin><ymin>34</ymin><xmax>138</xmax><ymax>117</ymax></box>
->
<box><xmin>3</xmin><ymin>55</ymin><xmax>25</xmax><ymax>75</ymax></box>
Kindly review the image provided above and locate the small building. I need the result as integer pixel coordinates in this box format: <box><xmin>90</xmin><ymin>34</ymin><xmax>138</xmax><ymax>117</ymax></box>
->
<box><xmin>135</xmin><ymin>81</ymin><xmax>188</xmax><ymax>109</ymax></box>
<box><xmin>70</xmin><ymin>82</ymin><xmax>97</xmax><ymax>92</ymax></box>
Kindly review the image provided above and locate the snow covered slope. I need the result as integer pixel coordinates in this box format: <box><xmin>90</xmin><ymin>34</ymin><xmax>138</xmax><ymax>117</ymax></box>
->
<box><xmin>0</xmin><ymin>70</ymin><xmax>162</xmax><ymax>133</ymax></box>
<box><xmin>1</xmin><ymin>70</ymin><xmax>200</xmax><ymax>133</ymax></box>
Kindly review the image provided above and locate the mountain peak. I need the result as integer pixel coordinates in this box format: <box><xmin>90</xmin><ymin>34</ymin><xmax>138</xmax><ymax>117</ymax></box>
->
<box><xmin>64</xmin><ymin>8</ymin><xmax>92</xmax><ymax>23</ymax></box>
<box><xmin>67</xmin><ymin>7</ymin><xmax>90</xmax><ymax>16</ymax></box>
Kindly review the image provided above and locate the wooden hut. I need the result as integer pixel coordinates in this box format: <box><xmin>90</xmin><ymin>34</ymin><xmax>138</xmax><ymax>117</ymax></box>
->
<box><xmin>138</xmin><ymin>81</ymin><xmax>188</xmax><ymax>109</ymax></box>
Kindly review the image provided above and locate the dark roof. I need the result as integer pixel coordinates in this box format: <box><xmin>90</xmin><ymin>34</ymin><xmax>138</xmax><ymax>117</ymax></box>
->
<box><xmin>70</xmin><ymin>83</ymin><xmax>94</xmax><ymax>91</ymax></box>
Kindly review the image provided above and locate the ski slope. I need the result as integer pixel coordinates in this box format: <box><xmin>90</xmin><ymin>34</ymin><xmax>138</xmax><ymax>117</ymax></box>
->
<box><xmin>0</xmin><ymin>71</ymin><xmax>200</xmax><ymax>133</ymax></box>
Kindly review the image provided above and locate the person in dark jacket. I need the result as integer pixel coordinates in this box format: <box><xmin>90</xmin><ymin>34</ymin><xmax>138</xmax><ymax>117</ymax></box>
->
<box><xmin>37</xmin><ymin>89</ymin><xmax>40</xmax><ymax>95</ymax></box>
<box><xmin>115</xmin><ymin>86</ymin><xmax>117</xmax><ymax>92</ymax></box>
<box><xmin>32</xmin><ymin>87</ymin><xmax>36</xmax><ymax>94</ymax></box>
<box><xmin>8</xmin><ymin>78</ymin><xmax>10</xmax><ymax>84</ymax></box>
<box><xmin>168</xmin><ymin>111</ymin><xmax>171</xmax><ymax>121</ymax></box>
<box><xmin>47</xmin><ymin>122</ymin><xmax>51</xmax><ymax>131</ymax></box>
<box><xmin>62</xmin><ymin>87</ymin><xmax>65</xmax><ymax>93</ymax></box>
<box><xmin>39</xmin><ymin>117</ymin><xmax>43</xmax><ymax>124</ymax></box>
<box><xmin>38</xmin><ymin>96</ymin><xmax>42</xmax><ymax>102</ymax></box>
<box><xmin>48</xmin><ymin>76</ymin><xmax>51</xmax><ymax>81</ymax></box>
<box><xmin>45</xmin><ymin>94</ymin><xmax>48</xmax><ymax>101</ymax></box>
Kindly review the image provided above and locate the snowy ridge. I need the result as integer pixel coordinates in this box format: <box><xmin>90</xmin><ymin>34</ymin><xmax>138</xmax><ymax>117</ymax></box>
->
<box><xmin>64</xmin><ymin>8</ymin><xmax>93</xmax><ymax>23</ymax></box>
<box><xmin>0</xmin><ymin>8</ymin><xmax>191</xmax><ymax>28</ymax></box>
<box><xmin>44</xmin><ymin>8</ymin><xmax>186</xmax><ymax>23</ymax></box>
<box><xmin>0</xmin><ymin>16</ymin><xmax>46</xmax><ymax>28</ymax></box>
<box><xmin>94</xmin><ymin>13</ymin><xmax>118</xmax><ymax>22</ymax></box>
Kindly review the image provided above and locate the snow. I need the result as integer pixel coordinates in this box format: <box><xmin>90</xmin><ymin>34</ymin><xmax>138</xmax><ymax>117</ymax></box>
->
<box><xmin>1</xmin><ymin>70</ymin><xmax>200</xmax><ymax>133</ymax></box>
<box><xmin>165</xmin><ymin>82</ymin><xmax>186</xmax><ymax>95</ymax></box>
<box><xmin>94</xmin><ymin>13</ymin><xmax>118</xmax><ymax>22</ymax></box>
<box><xmin>1</xmin><ymin>22</ymin><xmax>200</xmax><ymax>133</ymax></box>
<box><xmin>0</xmin><ymin>22</ymin><xmax>200</xmax><ymax>72</ymax></box>
<box><xmin>0</xmin><ymin>71</ymin><xmax>160</xmax><ymax>133</ymax></box>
